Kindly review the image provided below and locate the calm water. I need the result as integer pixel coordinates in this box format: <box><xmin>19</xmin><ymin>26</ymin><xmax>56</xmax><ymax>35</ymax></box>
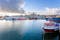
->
<box><xmin>0</xmin><ymin>20</ymin><xmax>59</xmax><ymax>40</ymax></box>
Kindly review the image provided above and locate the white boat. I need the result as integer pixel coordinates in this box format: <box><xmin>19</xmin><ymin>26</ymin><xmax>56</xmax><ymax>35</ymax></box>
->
<box><xmin>43</xmin><ymin>21</ymin><xmax>59</xmax><ymax>33</ymax></box>
<box><xmin>4</xmin><ymin>16</ymin><xmax>27</xmax><ymax>20</ymax></box>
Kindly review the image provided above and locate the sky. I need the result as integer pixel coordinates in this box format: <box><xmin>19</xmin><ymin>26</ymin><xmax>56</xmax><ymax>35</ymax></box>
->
<box><xmin>24</xmin><ymin>0</ymin><xmax>60</xmax><ymax>11</ymax></box>
<box><xmin>0</xmin><ymin>0</ymin><xmax>24</xmax><ymax>13</ymax></box>
<box><xmin>0</xmin><ymin>0</ymin><xmax>60</xmax><ymax>15</ymax></box>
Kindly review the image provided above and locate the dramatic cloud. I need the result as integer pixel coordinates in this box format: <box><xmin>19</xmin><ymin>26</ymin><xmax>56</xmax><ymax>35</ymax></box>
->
<box><xmin>0</xmin><ymin>0</ymin><xmax>25</xmax><ymax>13</ymax></box>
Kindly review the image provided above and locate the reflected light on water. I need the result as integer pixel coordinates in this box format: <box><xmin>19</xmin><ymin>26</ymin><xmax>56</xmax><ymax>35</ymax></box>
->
<box><xmin>0</xmin><ymin>20</ymin><xmax>14</xmax><ymax>32</ymax></box>
<box><xmin>0</xmin><ymin>20</ymin><xmax>59</xmax><ymax>40</ymax></box>
<box><xmin>0</xmin><ymin>20</ymin><xmax>46</xmax><ymax>33</ymax></box>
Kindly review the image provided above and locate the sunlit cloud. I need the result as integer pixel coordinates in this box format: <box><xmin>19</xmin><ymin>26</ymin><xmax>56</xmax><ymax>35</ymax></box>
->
<box><xmin>37</xmin><ymin>8</ymin><xmax>60</xmax><ymax>15</ymax></box>
<box><xmin>45</xmin><ymin>8</ymin><xmax>60</xmax><ymax>15</ymax></box>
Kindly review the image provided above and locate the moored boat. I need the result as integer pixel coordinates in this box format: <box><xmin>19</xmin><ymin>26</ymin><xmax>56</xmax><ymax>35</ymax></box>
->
<box><xmin>43</xmin><ymin>20</ymin><xmax>59</xmax><ymax>33</ymax></box>
<box><xmin>17</xmin><ymin>17</ymin><xmax>27</xmax><ymax>20</ymax></box>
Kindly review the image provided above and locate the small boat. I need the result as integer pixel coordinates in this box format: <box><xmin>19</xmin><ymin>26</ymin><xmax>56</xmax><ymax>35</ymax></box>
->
<box><xmin>0</xmin><ymin>16</ymin><xmax>4</xmax><ymax>20</ymax></box>
<box><xmin>46</xmin><ymin>18</ymin><xmax>60</xmax><ymax>23</ymax></box>
<box><xmin>4</xmin><ymin>16</ymin><xmax>27</xmax><ymax>20</ymax></box>
<box><xmin>17</xmin><ymin>17</ymin><xmax>27</xmax><ymax>20</ymax></box>
<box><xmin>43</xmin><ymin>21</ymin><xmax>59</xmax><ymax>33</ymax></box>
<box><xmin>29</xmin><ymin>18</ymin><xmax>37</xmax><ymax>20</ymax></box>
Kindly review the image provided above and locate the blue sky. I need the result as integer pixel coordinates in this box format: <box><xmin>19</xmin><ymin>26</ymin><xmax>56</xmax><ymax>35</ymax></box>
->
<box><xmin>0</xmin><ymin>0</ymin><xmax>60</xmax><ymax>12</ymax></box>
<box><xmin>24</xmin><ymin>0</ymin><xmax>60</xmax><ymax>11</ymax></box>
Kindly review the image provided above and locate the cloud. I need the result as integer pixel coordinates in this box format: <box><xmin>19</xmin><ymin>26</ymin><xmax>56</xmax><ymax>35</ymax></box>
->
<box><xmin>45</xmin><ymin>8</ymin><xmax>60</xmax><ymax>15</ymax></box>
<box><xmin>18</xmin><ymin>0</ymin><xmax>25</xmax><ymax>10</ymax></box>
<box><xmin>0</xmin><ymin>0</ymin><xmax>25</xmax><ymax>13</ymax></box>
<box><xmin>37</xmin><ymin>8</ymin><xmax>60</xmax><ymax>15</ymax></box>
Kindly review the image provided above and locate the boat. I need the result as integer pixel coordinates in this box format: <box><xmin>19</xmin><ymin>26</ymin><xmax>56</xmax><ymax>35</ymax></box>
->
<box><xmin>17</xmin><ymin>17</ymin><xmax>27</xmax><ymax>20</ymax></box>
<box><xmin>0</xmin><ymin>16</ymin><xmax>4</xmax><ymax>20</ymax></box>
<box><xmin>43</xmin><ymin>20</ymin><xmax>59</xmax><ymax>33</ymax></box>
<box><xmin>42</xmin><ymin>15</ymin><xmax>60</xmax><ymax>33</ymax></box>
<box><xmin>52</xmin><ymin>18</ymin><xmax>60</xmax><ymax>23</ymax></box>
<box><xmin>4</xmin><ymin>16</ymin><xmax>27</xmax><ymax>20</ymax></box>
<box><xmin>4</xmin><ymin>16</ymin><xmax>15</xmax><ymax>20</ymax></box>
<box><xmin>45</xmin><ymin>15</ymin><xmax>60</xmax><ymax>23</ymax></box>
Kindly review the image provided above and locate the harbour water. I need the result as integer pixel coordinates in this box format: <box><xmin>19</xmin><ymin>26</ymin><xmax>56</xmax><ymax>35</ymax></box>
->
<box><xmin>0</xmin><ymin>20</ymin><xmax>59</xmax><ymax>40</ymax></box>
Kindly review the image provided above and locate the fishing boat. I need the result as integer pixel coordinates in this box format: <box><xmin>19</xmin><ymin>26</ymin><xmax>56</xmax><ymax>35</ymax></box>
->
<box><xmin>43</xmin><ymin>18</ymin><xmax>59</xmax><ymax>33</ymax></box>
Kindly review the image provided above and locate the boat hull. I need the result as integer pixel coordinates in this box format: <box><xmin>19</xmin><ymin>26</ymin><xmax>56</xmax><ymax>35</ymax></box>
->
<box><xmin>44</xmin><ymin>29</ymin><xmax>59</xmax><ymax>33</ymax></box>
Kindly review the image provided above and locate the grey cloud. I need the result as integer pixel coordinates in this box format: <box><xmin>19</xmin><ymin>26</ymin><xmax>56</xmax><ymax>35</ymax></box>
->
<box><xmin>0</xmin><ymin>0</ymin><xmax>24</xmax><ymax>13</ymax></box>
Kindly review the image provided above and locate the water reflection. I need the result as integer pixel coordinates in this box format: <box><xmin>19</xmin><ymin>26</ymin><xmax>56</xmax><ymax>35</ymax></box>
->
<box><xmin>0</xmin><ymin>20</ymin><xmax>59</xmax><ymax>40</ymax></box>
<box><xmin>44</xmin><ymin>33</ymin><xmax>59</xmax><ymax>40</ymax></box>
